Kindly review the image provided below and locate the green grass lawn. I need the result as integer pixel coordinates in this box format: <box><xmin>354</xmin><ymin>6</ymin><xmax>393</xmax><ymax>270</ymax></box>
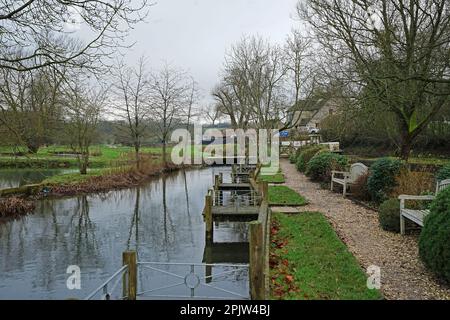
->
<box><xmin>41</xmin><ymin>168</ymin><xmax>110</xmax><ymax>185</ymax></box>
<box><xmin>260</xmin><ymin>172</ymin><xmax>285</xmax><ymax>184</ymax></box>
<box><xmin>0</xmin><ymin>144</ymin><xmax>209</xmax><ymax>189</ymax></box>
<box><xmin>268</xmin><ymin>186</ymin><xmax>307</xmax><ymax>206</ymax></box>
<box><xmin>271</xmin><ymin>212</ymin><xmax>383</xmax><ymax>300</ymax></box>
<box><xmin>0</xmin><ymin>145</ymin><xmax>170</xmax><ymax>168</ymax></box>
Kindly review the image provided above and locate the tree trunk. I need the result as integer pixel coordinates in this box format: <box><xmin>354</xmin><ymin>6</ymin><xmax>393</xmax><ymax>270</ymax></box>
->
<box><xmin>162</xmin><ymin>140</ymin><xmax>167</xmax><ymax>168</ymax></box>
<box><xmin>134</xmin><ymin>144</ymin><xmax>140</xmax><ymax>171</ymax></box>
<box><xmin>80</xmin><ymin>151</ymin><xmax>89</xmax><ymax>175</ymax></box>
<box><xmin>399</xmin><ymin>131</ymin><xmax>412</xmax><ymax>162</ymax></box>
<box><xmin>26</xmin><ymin>142</ymin><xmax>40</xmax><ymax>154</ymax></box>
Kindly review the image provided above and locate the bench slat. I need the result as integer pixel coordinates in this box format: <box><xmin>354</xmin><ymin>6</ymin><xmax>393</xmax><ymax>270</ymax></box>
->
<box><xmin>401</xmin><ymin>209</ymin><xmax>429</xmax><ymax>226</ymax></box>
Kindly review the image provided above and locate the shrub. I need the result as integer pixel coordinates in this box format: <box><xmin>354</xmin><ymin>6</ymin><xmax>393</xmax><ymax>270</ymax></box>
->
<box><xmin>306</xmin><ymin>152</ymin><xmax>348</xmax><ymax>181</ymax></box>
<box><xmin>0</xmin><ymin>197</ymin><xmax>36</xmax><ymax>217</ymax></box>
<box><xmin>350</xmin><ymin>172</ymin><xmax>371</xmax><ymax>201</ymax></box>
<box><xmin>295</xmin><ymin>145</ymin><xmax>326</xmax><ymax>172</ymax></box>
<box><xmin>436</xmin><ymin>163</ymin><xmax>450</xmax><ymax>182</ymax></box>
<box><xmin>378</xmin><ymin>198</ymin><xmax>400</xmax><ymax>232</ymax></box>
<box><xmin>391</xmin><ymin>169</ymin><xmax>434</xmax><ymax>198</ymax></box>
<box><xmin>367</xmin><ymin>158</ymin><xmax>402</xmax><ymax>203</ymax></box>
<box><xmin>419</xmin><ymin>187</ymin><xmax>450</xmax><ymax>283</ymax></box>
<box><xmin>289</xmin><ymin>152</ymin><xmax>297</xmax><ymax>164</ymax></box>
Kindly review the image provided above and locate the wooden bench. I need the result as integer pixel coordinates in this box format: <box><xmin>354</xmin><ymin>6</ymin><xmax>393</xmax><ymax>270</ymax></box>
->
<box><xmin>399</xmin><ymin>179</ymin><xmax>450</xmax><ymax>235</ymax></box>
<box><xmin>331</xmin><ymin>163</ymin><xmax>368</xmax><ymax>197</ymax></box>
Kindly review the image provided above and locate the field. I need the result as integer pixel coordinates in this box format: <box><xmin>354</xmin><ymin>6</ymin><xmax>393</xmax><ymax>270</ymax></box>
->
<box><xmin>0</xmin><ymin>145</ymin><xmax>169</xmax><ymax>168</ymax></box>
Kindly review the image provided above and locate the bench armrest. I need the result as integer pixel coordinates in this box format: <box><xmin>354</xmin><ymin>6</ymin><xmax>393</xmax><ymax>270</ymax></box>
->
<box><xmin>399</xmin><ymin>194</ymin><xmax>435</xmax><ymax>210</ymax></box>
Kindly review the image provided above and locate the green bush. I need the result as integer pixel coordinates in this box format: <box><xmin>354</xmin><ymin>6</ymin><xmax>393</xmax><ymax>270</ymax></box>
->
<box><xmin>378</xmin><ymin>198</ymin><xmax>400</xmax><ymax>232</ymax></box>
<box><xmin>436</xmin><ymin>163</ymin><xmax>450</xmax><ymax>182</ymax></box>
<box><xmin>367</xmin><ymin>158</ymin><xmax>402</xmax><ymax>203</ymax></box>
<box><xmin>306</xmin><ymin>152</ymin><xmax>348</xmax><ymax>181</ymax></box>
<box><xmin>419</xmin><ymin>187</ymin><xmax>450</xmax><ymax>283</ymax></box>
<box><xmin>295</xmin><ymin>145</ymin><xmax>325</xmax><ymax>172</ymax></box>
<box><xmin>289</xmin><ymin>152</ymin><xmax>297</xmax><ymax>164</ymax></box>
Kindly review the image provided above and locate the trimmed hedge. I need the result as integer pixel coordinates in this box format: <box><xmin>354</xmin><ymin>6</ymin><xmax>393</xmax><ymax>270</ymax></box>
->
<box><xmin>436</xmin><ymin>163</ymin><xmax>450</xmax><ymax>182</ymax></box>
<box><xmin>378</xmin><ymin>198</ymin><xmax>400</xmax><ymax>233</ymax></box>
<box><xmin>296</xmin><ymin>145</ymin><xmax>326</xmax><ymax>172</ymax></box>
<box><xmin>306</xmin><ymin>152</ymin><xmax>348</xmax><ymax>182</ymax></box>
<box><xmin>419</xmin><ymin>187</ymin><xmax>450</xmax><ymax>283</ymax></box>
<box><xmin>367</xmin><ymin>158</ymin><xmax>402</xmax><ymax>203</ymax></box>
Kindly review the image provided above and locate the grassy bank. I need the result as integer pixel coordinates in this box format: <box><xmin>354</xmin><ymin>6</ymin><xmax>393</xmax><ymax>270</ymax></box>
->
<box><xmin>0</xmin><ymin>145</ymin><xmax>170</xmax><ymax>169</ymax></box>
<box><xmin>41</xmin><ymin>168</ymin><xmax>110</xmax><ymax>185</ymax></box>
<box><xmin>0</xmin><ymin>144</ymin><xmax>197</xmax><ymax>199</ymax></box>
<box><xmin>39</xmin><ymin>161</ymin><xmax>182</xmax><ymax>198</ymax></box>
<box><xmin>260</xmin><ymin>171</ymin><xmax>285</xmax><ymax>184</ymax></box>
<box><xmin>270</xmin><ymin>212</ymin><xmax>382</xmax><ymax>300</ymax></box>
<box><xmin>268</xmin><ymin>186</ymin><xmax>307</xmax><ymax>206</ymax></box>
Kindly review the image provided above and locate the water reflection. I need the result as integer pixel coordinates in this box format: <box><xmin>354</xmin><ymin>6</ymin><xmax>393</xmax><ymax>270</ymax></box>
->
<box><xmin>0</xmin><ymin>168</ymin><xmax>249</xmax><ymax>299</ymax></box>
<box><xmin>0</xmin><ymin>169</ymin><xmax>76</xmax><ymax>189</ymax></box>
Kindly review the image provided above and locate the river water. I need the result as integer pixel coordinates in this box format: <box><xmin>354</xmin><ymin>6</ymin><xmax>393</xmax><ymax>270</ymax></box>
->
<box><xmin>0</xmin><ymin>167</ymin><xmax>249</xmax><ymax>299</ymax></box>
<box><xmin>0</xmin><ymin>169</ymin><xmax>77</xmax><ymax>189</ymax></box>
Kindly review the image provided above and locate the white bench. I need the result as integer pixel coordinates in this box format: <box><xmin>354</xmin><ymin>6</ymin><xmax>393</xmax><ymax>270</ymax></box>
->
<box><xmin>399</xmin><ymin>179</ymin><xmax>450</xmax><ymax>235</ymax></box>
<box><xmin>331</xmin><ymin>163</ymin><xmax>368</xmax><ymax>197</ymax></box>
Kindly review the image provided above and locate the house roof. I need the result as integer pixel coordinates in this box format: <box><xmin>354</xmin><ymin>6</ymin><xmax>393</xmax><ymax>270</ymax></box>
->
<box><xmin>292</xmin><ymin>98</ymin><xmax>329</xmax><ymax>112</ymax></box>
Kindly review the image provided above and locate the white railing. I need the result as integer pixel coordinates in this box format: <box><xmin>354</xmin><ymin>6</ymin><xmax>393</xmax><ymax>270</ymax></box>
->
<box><xmin>136</xmin><ymin>261</ymin><xmax>249</xmax><ymax>300</ymax></box>
<box><xmin>85</xmin><ymin>265</ymin><xmax>128</xmax><ymax>300</ymax></box>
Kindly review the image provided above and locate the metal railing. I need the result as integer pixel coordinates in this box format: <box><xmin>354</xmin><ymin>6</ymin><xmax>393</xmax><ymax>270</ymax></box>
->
<box><xmin>85</xmin><ymin>258</ymin><xmax>250</xmax><ymax>300</ymax></box>
<box><xmin>136</xmin><ymin>262</ymin><xmax>249</xmax><ymax>300</ymax></box>
<box><xmin>85</xmin><ymin>265</ymin><xmax>128</xmax><ymax>300</ymax></box>
<box><xmin>212</xmin><ymin>190</ymin><xmax>262</xmax><ymax>207</ymax></box>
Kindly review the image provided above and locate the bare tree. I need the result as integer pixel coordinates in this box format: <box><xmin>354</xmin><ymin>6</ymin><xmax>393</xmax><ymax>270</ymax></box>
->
<box><xmin>0</xmin><ymin>64</ymin><xmax>66</xmax><ymax>152</ymax></box>
<box><xmin>225</xmin><ymin>36</ymin><xmax>288</xmax><ymax>130</ymax></box>
<box><xmin>149</xmin><ymin>64</ymin><xmax>191</xmax><ymax>167</ymax></box>
<box><xmin>299</xmin><ymin>0</ymin><xmax>450</xmax><ymax>160</ymax></box>
<box><xmin>184</xmin><ymin>77</ymin><xmax>200</xmax><ymax>129</ymax></box>
<box><xmin>212</xmin><ymin>81</ymin><xmax>251</xmax><ymax>129</ymax></box>
<box><xmin>64</xmin><ymin>83</ymin><xmax>104</xmax><ymax>174</ymax></box>
<box><xmin>214</xmin><ymin>34</ymin><xmax>318</xmax><ymax>131</ymax></box>
<box><xmin>202</xmin><ymin>103</ymin><xmax>222</xmax><ymax>126</ymax></box>
<box><xmin>111</xmin><ymin>57</ymin><xmax>150</xmax><ymax>169</ymax></box>
<box><xmin>282</xmin><ymin>29</ymin><xmax>320</xmax><ymax>130</ymax></box>
<box><xmin>0</xmin><ymin>0</ymin><xmax>152</xmax><ymax>72</ymax></box>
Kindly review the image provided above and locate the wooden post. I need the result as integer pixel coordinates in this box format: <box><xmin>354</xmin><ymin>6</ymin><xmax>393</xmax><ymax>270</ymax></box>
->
<box><xmin>122</xmin><ymin>251</ymin><xmax>137</xmax><ymax>300</ymax></box>
<box><xmin>205</xmin><ymin>195</ymin><xmax>213</xmax><ymax>244</ymax></box>
<box><xmin>249</xmin><ymin>221</ymin><xmax>264</xmax><ymax>300</ymax></box>
<box><xmin>214</xmin><ymin>175</ymin><xmax>219</xmax><ymax>205</ymax></box>
<box><xmin>214</xmin><ymin>175</ymin><xmax>219</xmax><ymax>188</ymax></box>
<box><xmin>261</xmin><ymin>181</ymin><xmax>269</xmax><ymax>202</ymax></box>
<box><xmin>203</xmin><ymin>244</ymin><xmax>213</xmax><ymax>284</ymax></box>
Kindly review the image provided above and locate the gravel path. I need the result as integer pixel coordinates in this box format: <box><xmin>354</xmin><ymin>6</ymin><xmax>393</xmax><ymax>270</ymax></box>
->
<box><xmin>279</xmin><ymin>159</ymin><xmax>450</xmax><ymax>300</ymax></box>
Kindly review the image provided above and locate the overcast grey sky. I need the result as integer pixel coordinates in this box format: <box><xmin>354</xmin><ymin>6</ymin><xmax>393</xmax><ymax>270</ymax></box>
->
<box><xmin>123</xmin><ymin>0</ymin><xmax>300</xmax><ymax>104</ymax></box>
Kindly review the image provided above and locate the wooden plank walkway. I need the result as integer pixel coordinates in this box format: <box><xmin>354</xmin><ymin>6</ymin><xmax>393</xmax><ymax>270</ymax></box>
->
<box><xmin>211</xmin><ymin>206</ymin><xmax>259</xmax><ymax>221</ymax></box>
<box><xmin>216</xmin><ymin>183</ymin><xmax>251</xmax><ymax>190</ymax></box>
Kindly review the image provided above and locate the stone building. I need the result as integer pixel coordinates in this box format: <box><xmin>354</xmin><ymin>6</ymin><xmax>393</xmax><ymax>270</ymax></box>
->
<box><xmin>290</xmin><ymin>98</ymin><xmax>340</xmax><ymax>133</ymax></box>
